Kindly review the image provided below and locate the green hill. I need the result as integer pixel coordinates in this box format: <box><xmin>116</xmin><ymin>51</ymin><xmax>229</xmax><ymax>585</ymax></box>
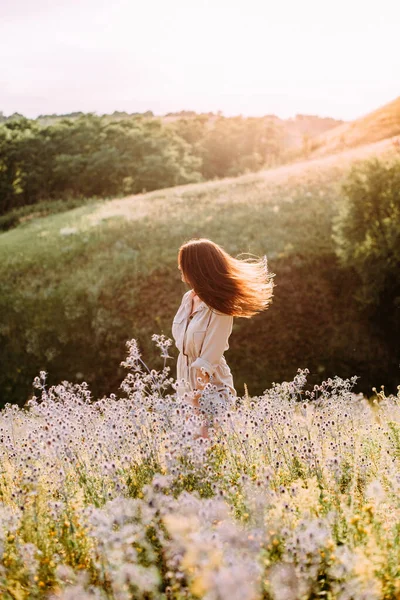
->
<box><xmin>0</xmin><ymin>135</ymin><xmax>398</xmax><ymax>406</ymax></box>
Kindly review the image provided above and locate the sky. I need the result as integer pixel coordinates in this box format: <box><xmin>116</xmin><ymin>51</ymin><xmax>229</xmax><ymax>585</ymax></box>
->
<box><xmin>1</xmin><ymin>0</ymin><xmax>399</xmax><ymax>121</ymax></box>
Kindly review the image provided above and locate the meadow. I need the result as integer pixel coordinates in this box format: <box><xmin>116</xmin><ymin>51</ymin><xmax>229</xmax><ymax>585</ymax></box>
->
<box><xmin>0</xmin><ymin>336</ymin><xmax>399</xmax><ymax>599</ymax></box>
<box><xmin>0</xmin><ymin>125</ymin><xmax>399</xmax><ymax>599</ymax></box>
<box><xmin>1</xmin><ymin>135</ymin><xmax>399</xmax><ymax>406</ymax></box>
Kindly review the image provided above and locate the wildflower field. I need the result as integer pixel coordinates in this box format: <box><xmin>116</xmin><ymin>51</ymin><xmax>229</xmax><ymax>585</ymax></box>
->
<box><xmin>1</xmin><ymin>335</ymin><xmax>400</xmax><ymax>600</ymax></box>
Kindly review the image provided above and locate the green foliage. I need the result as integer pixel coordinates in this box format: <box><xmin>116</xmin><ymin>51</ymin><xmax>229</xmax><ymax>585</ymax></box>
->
<box><xmin>0</xmin><ymin>114</ymin><xmax>202</xmax><ymax>215</ymax></box>
<box><xmin>333</xmin><ymin>156</ymin><xmax>400</xmax><ymax>309</ymax></box>
<box><xmin>332</xmin><ymin>156</ymin><xmax>400</xmax><ymax>365</ymax></box>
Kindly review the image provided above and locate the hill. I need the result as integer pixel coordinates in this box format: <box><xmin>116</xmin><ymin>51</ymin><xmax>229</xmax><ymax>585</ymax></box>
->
<box><xmin>0</xmin><ymin>135</ymin><xmax>398</xmax><ymax>406</ymax></box>
<box><xmin>309</xmin><ymin>96</ymin><xmax>400</xmax><ymax>157</ymax></box>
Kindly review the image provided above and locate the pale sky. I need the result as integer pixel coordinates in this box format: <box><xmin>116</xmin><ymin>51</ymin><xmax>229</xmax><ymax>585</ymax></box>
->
<box><xmin>1</xmin><ymin>0</ymin><xmax>399</xmax><ymax>121</ymax></box>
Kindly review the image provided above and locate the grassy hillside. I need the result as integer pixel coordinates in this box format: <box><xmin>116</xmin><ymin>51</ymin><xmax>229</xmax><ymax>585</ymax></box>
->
<box><xmin>310</xmin><ymin>96</ymin><xmax>400</xmax><ymax>157</ymax></box>
<box><xmin>0</xmin><ymin>135</ymin><xmax>398</xmax><ymax>406</ymax></box>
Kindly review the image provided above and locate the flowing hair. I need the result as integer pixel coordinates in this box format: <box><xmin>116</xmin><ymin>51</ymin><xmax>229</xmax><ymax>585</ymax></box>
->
<box><xmin>178</xmin><ymin>238</ymin><xmax>275</xmax><ymax>318</ymax></box>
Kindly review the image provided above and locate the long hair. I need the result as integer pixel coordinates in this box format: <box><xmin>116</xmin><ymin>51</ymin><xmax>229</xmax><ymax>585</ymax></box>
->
<box><xmin>178</xmin><ymin>238</ymin><xmax>275</xmax><ymax>318</ymax></box>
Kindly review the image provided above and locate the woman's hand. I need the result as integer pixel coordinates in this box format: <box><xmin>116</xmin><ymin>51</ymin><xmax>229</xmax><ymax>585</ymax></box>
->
<box><xmin>192</xmin><ymin>368</ymin><xmax>210</xmax><ymax>400</ymax></box>
<box><xmin>196</xmin><ymin>368</ymin><xmax>210</xmax><ymax>389</ymax></box>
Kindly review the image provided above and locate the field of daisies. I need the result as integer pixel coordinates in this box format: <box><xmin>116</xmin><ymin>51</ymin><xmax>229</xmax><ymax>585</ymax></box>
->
<box><xmin>1</xmin><ymin>334</ymin><xmax>400</xmax><ymax>600</ymax></box>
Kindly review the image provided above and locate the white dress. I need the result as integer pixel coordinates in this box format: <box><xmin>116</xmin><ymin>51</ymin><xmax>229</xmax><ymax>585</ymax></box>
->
<box><xmin>172</xmin><ymin>289</ymin><xmax>236</xmax><ymax>400</ymax></box>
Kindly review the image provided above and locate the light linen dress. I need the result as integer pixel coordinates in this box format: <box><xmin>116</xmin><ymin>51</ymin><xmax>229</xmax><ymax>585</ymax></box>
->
<box><xmin>172</xmin><ymin>289</ymin><xmax>237</xmax><ymax>400</ymax></box>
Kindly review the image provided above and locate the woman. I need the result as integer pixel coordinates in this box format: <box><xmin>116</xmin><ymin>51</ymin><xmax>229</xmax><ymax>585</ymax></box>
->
<box><xmin>172</xmin><ymin>238</ymin><xmax>275</xmax><ymax>436</ymax></box>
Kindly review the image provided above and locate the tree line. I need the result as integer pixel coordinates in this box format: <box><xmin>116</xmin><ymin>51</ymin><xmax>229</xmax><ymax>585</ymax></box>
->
<box><xmin>0</xmin><ymin>113</ymin><xmax>286</xmax><ymax>217</ymax></box>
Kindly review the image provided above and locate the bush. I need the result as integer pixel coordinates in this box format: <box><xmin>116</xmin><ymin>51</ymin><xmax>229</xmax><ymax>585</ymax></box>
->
<box><xmin>0</xmin><ymin>211</ymin><xmax>19</xmax><ymax>231</ymax></box>
<box><xmin>333</xmin><ymin>156</ymin><xmax>400</xmax><ymax>310</ymax></box>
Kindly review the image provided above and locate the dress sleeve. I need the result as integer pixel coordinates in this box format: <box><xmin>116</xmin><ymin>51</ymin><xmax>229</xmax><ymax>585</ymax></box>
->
<box><xmin>190</xmin><ymin>311</ymin><xmax>233</xmax><ymax>378</ymax></box>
